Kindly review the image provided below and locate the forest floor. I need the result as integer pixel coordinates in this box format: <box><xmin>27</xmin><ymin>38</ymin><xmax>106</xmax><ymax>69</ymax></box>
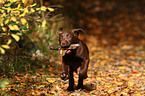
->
<box><xmin>1</xmin><ymin>43</ymin><xmax>144</xmax><ymax>96</ymax></box>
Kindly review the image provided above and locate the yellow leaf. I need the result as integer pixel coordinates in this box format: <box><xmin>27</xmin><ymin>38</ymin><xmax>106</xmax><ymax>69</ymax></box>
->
<box><xmin>121</xmin><ymin>92</ymin><xmax>128</xmax><ymax>95</ymax></box>
<box><xmin>41</xmin><ymin>6</ymin><xmax>46</xmax><ymax>11</ymax></box>
<box><xmin>47</xmin><ymin>79</ymin><xmax>55</xmax><ymax>83</ymax></box>
<box><xmin>56</xmin><ymin>85</ymin><xmax>60</xmax><ymax>90</ymax></box>
<box><xmin>16</xmin><ymin>21</ymin><xmax>19</xmax><ymax>24</ymax></box>
<box><xmin>21</xmin><ymin>18</ymin><xmax>27</xmax><ymax>25</ymax></box>
<box><xmin>1</xmin><ymin>23</ymin><xmax>4</xmax><ymax>26</ymax></box>
<box><xmin>5</xmin><ymin>19</ymin><xmax>9</xmax><ymax>24</ymax></box>
<box><xmin>100</xmin><ymin>61</ymin><xmax>106</xmax><ymax>65</ymax></box>
<box><xmin>26</xmin><ymin>23</ymin><xmax>29</xmax><ymax>28</ymax></box>
<box><xmin>116</xmin><ymin>82</ymin><xmax>123</xmax><ymax>86</ymax></box>
<box><xmin>42</xmin><ymin>20</ymin><xmax>46</xmax><ymax>27</ymax></box>
<box><xmin>128</xmin><ymin>81</ymin><xmax>134</xmax><ymax>86</ymax></box>
<box><xmin>36</xmin><ymin>8</ymin><xmax>40</xmax><ymax>10</ymax></box>
<box><xmin>50</xmin><ymin>91</ymin><xmax>55</xmax><ymax>94</ymax></box>
<box><xmin>9</xmin><ymin>25</ymin><xmax>15</xmax><ymax>30</ymax></box>
<box><xmin>119</xmin><ymin>66</ymin><xmax>126</xmax><ymax>69</ymax></box>
<box><xmin>90</xmin><ymin>56</ymin><xmax>94</xmax><ymax>60</ymax></box>
<box><xmin>1</xmin><ymin>45</ymin><xmax>10</xmax><ymax>49</ymax></box>
<box><xmin>38</xmin><ymin>85</ymin><xmax>45</xmax><ymax>88</ymax></box>
<box><xmin>30</xmin><ymin>8</ymin><xmax>35</xmax><ymax>13</ymax></box>
<box><xmin>1</xmin><ymin>10</ymin><xmax>4</xmax><ymax>13</ymax></box>
<box><xmin>118</xmin><ymin>74</ymin><xmax>125</xmax><ymax>78</ymax></box>
<box><xmin>96</xmin><ymin>77</ymin><xmax>102</xmax><ymax>81</ymax></box>
<box><xmin>2</xmin><ymin>13</ymin><xmax>6</xmax><ymax>17</ymax></box>
<box><xmin>17</xmin><ymin>4</ymin><xmax>21</xmax><ymax>9</ymax></box>
<box><xmin>0</xmin><ymin>47</ymin><xmax>5</xmax><ymax>54</ymax></box>
<box><xmin>11</xmin><ymin>34</ymin><xmax>20</xmax><ymax>42</ymax></box>
<box><xmin>108</xmin><ymin>89</ymin><xmax>113</xmax><ymax>93</ymax></box>
<box><xmin>24</xmin><ymin>7</ymin><xmax>29</xmax><ymax>13</ymax></box>
<box><xmin>7</xmin><ymin>39</ymin><xmax>12</xmax><ymax>45</ymax></box>
<box><xmin>13</xmin><ymin>25</ymin><xmax>19</xmax><ymax>30</ymax></box>
<box><xmin>10</xmin><ymin>10</ymin><xmax>20</xmax><ymax>16</ymax></box>
<box><xmin>2</xmin><ymin>27</ymin><xmax>7</xmax><ymax>32</ymax></box>
<box><xmin>30</xmin><ymin>3</ymin><xmax>36</xmax><ymax>7</ymax></box>
<box><xmin>19</xmin><ymin>12</ymin><xmax>26</xmax><ymax>17</ymax></box>
<box><xmin>48</xmin><ymin>8</ymin><xmax>54</xmax><ymax>12</ymax></box>
<box><xmin>22</xmin><ymin>0</ymin><xmax>26</xmax><ymax>3</ymax></box>
<box><xmin>10</xmin><ymin>0</ymin><xmax>17</xmax><ymax>3</ymax></box>
<box><xmin>2</xmin><ymin>88</ymin><xmax>7</xmax><ymax>91</ymax></box>
<box><xmin>1</xmin><ymin>33</ymin><xmax>6</xmax><ymax>35</ymax></box>
<box><xmin>7</xmin><ymin>7</ymin><xmax>11</xmax><ymax>13</ymax></box>
<box><xmin>4</xmin><ymin>81</ymin><xmax>9</xmax><ymax>85</ymax></box>
<box><xmin>105</xmin><ymin>83</ymin><xmax>111</xmax><ymax>88</ymax></box>
<box><xmin>11</xmin><ymin>17</ymin><xmax>17</xmax><ymax>22</ymax></box>
<box><xmin>136</xmin><ymin>93</ymin><xmax>141</xmax><ymax>96</ymax></box>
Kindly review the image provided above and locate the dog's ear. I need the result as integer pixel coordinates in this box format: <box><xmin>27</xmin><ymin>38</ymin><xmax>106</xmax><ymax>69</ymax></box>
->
<box><xmin>58</xmin><ymin>28</ymin><xmax>63</xmax><ymax>35</ymax></box>
<box><xmin>72</xmin><ymin>29</ymin><xmax>85</xmax><ymax>36</ymax></box>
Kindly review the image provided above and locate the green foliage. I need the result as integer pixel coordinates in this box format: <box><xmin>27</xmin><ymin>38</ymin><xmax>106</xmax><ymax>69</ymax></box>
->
<box><xmin>0</xmin><ymin>55</ymin><xmax>40</xmax><ymax>76</ymax></box>
<box><xmin>0</xmin><ymin>79</ymin><xmax>9</xmax><ymax>89</ymax></box>
<box><xmin>0</xmin><ymin>0</ymin><xmax>62</xmax><ymax>76</ymax></box>
<box><xmin>0</xmin><ymin>78</ymin><xmax>10</xmax><ymax>95</ymax></box>
<box><xmin>0</xmin><ymin>0</ymin><xmax>55</xmax><ymax>54</ymax></box>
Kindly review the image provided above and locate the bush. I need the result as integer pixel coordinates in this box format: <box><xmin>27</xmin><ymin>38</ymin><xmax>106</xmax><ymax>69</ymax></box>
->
<box><xmin>0</xmin><ymin>0</ymin><xmax>61</xmax><ymax>54</ymax></box>
<box><xmin>0</xmin><ymin>0</ymin><xmax>62</xmax><ymax>75</ymax></box>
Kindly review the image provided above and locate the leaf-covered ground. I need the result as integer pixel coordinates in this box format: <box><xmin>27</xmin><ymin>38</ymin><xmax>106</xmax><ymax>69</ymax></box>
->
<box><xmin>1</xmin><ymin>0</ymin><xmax>145</xmax><ymax>95</ymax></box>
<box><xmin>1</xmin><ymin>44</ymin><xmax>145</xmax><ymax>95</ymax></box>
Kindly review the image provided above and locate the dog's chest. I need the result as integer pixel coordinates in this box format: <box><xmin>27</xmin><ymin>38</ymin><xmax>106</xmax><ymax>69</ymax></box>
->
<box><xmin>62</xmin><ymin>49</ymin><xmax>83</xmax><ymax>68</ymax></box>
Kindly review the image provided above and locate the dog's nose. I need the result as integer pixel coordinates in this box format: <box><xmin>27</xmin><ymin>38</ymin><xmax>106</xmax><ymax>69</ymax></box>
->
<box><xmin>61</xmin><ymin>41</ymin><xmax>66</xmax><ymax>46</ymax></box>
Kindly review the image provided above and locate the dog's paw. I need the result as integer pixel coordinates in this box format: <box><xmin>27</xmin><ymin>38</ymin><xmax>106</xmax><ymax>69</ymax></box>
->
<box><xmin>67</xmin><ymin>86</ymin><xmax>74</xmax><ymax>91</ymax></box>
<box><xmin>61</xmin><ymin>72</ymin><xmax>69</xmax><ymax>80</ymax></box>
<box><xmin>77</xmin><ymin>85</ymin><xmax>84</xmax><ymax>90</ymax></box>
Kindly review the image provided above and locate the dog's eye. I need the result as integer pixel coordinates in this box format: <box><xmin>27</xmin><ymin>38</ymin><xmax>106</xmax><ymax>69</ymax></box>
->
<box><xmin>67</xmin><ymin>35</ymin><xmax>71</xmax><ymax>38</ymax></box>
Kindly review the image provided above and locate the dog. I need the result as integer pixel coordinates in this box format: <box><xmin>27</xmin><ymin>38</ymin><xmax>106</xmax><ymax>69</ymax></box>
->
<box><xmin>58</xmin><ymin>28</ymin><xmax>89</xmax><ymax>91</ymax></box>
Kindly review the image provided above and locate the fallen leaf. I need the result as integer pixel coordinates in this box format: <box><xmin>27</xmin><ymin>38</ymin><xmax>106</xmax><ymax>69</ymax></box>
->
<box><xmin>128</xmin><ymin>81</ymin><xmax>134</xmax><ymax>86</ymax></box>
<box><xmin>21</xmin><ymin>18</ymin><xmax>27</xmax><ymax>25</ymax></box>
<box><xmin>7</xmin><ymin>39</ymin><xmax>12</xmax><ymax>45</ymax></box>
<box><xmin>48</xmin><ymin>8</ymin><xmax>54</xmax><ymax>12</ymax></box>
<box><xmin>0</xmin><ymin>47</ymin><xmax>5</xmax><ymax>54</ymax></box>
<box><xmin>11</xmin><ymin>34</ymin><xmax>20</xmax><ymax>42</ymax></box>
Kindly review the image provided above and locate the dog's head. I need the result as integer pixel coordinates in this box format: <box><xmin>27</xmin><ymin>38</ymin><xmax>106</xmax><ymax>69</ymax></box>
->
<box><xmin>57</xmin><ymin>28</ymin><xmax>84</xmax><ymax>48</ymax></box>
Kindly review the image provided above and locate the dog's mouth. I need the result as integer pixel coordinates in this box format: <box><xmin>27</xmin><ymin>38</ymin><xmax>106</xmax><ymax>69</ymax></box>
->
<box><xmin>60</xmin><ymin>41</ymin><xmax>71</xmax><ymax>48</ymax></box>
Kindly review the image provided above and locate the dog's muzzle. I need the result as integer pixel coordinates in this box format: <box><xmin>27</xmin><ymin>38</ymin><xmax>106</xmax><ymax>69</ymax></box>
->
<box><xmin>60</xmin><ymin>40</ymin><xmax>71</xmax><ymax>48</ymax></box>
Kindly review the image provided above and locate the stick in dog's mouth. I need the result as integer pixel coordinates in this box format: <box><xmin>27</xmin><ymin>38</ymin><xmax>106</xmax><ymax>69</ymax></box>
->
<box><xmin>50</xmin><ymin>44</ymin><xmax>80</xmax><ymax>50</ymax></box>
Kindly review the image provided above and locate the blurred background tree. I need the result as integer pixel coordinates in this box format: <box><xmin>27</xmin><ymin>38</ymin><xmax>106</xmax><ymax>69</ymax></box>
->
<box><xmin>46</xmin><ymin>0</ymin><xmax>145</xmax><ymax>45</ymax></box>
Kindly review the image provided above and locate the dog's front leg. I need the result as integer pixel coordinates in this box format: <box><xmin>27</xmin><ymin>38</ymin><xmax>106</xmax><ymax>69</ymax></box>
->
<box><xmin>61</xmin><ymin>63</ymin><xmax>69</xmax><ymax>80</ymax></box>
<box><xmin>78</xmin><ymin>59</ymin><xmax>89</xmax><ymax>89</ymax></box>
<box><xmin>67</xmin><ymin>67</ymin><xmax>74</xmax><ymax>91</ymax></box>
